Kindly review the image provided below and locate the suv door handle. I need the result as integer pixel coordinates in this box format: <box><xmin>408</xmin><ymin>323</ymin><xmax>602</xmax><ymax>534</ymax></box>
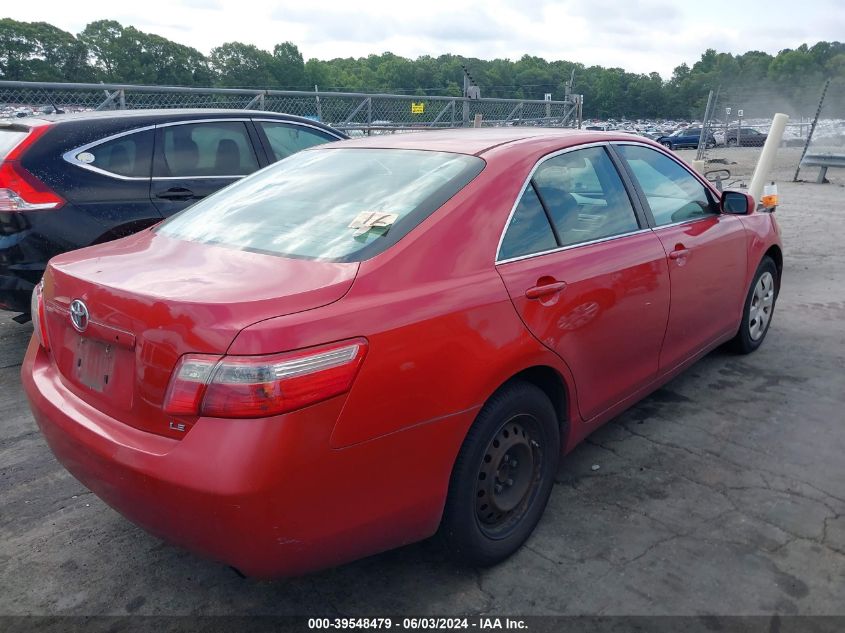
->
<box><xmin>525</xmin><ymin>281</ymin><xmax>567</xmax><ymax>300</ymax></box>
<box><xmin>156</xmin><ymin>187</ymin><xmax>195</xmax><ymax>201</ymax></box>
<box><xmin>668</xmin><ymin>248</ymin><xmax>690</xmax><ymax>260</ymax></box>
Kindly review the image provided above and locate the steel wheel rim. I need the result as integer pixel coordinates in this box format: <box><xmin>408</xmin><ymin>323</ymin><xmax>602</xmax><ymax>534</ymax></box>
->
<box><xmin>748</xmin><ymin>271</ymin><xmax>775</xmax><ymax>341</ymax></box>
<box><xmin>475</xmin><ymin>414</ymin><xmax>543</xmax><ymax>539</ymax></box>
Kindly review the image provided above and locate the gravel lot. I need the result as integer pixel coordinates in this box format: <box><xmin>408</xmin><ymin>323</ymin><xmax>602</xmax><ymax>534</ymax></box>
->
<box><xmin>1</xmin><ymin>146</ymin><xmax>843</xmax><ymax>616</ymax></box>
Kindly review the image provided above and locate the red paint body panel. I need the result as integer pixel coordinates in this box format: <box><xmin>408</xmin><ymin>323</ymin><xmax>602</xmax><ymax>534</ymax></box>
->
<box><xmin>23</xmin><ymin>338</ymin><xmax>475</xmax><ymax>578</ymax></box>
<box><xmin>22</xmin><ymin>129</ymin><xmax>783</xmax><ymax>577</ymax></box>
<box><xmin>41</xmin><ymin>233</ymin><xmax>356</xmax><ymax>438</ymax></box>
<box><xmin>498</xmin><ymin>231</ymin><xmax>671</xmax><ymax>420</ymax></box>
<box><xmin>652</xmin><ymin>215</ymin><xmax>748</xmax><ymax>370</ymax></box>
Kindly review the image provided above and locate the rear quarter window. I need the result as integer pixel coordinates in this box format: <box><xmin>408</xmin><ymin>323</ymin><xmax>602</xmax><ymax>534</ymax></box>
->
<box><xmin>79</xmin><ymin>130</ymin><xmax>154</xmax><ymax>178</ymax></box>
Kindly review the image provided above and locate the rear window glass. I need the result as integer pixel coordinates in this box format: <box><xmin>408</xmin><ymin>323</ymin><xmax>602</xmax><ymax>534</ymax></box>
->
<box><xmin>0</xmin><ymin>129</ymin><xmax>29</xmax><ymax>159</ymax></box>
<box><xmin>157</xmin><ymin>148</ymin><xmax>484</xmax><ymax>262</ymax></box>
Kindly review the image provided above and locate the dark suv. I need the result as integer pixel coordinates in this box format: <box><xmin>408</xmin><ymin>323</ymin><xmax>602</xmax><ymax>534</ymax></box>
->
<box><xmin>0</xmin><ymin>109</ymin><xmax>345</xmax><ymax>316</ymax></box>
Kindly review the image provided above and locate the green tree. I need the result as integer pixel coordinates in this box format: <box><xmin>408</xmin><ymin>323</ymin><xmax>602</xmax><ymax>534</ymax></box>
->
<box><xmin>210</xmin><ymin>42</ymin><xmax>275</xmax><ymax>88</ymax></box>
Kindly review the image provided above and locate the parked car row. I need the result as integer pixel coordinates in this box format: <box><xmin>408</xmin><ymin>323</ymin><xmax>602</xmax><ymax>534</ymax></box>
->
<box><xmin>21</xmin><ymin>126</ymin><xmax>782</xmax><ymax>578</ymax></box>
<box><xmin>0</xmin><ymin>109</ymin><xmax>346</xmax><ymax>316</ymax></box>
<box><xmin>655</xmin><ymin>127</ymin><xmax>716</xmax><ymax>150</ymax></box>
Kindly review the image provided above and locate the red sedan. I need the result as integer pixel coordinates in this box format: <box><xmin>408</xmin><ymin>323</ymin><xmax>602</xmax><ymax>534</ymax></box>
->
<box><xmin>22</xmin><ymin>129</ymin><xmax>782</xmax><ymax>578</ymax></box>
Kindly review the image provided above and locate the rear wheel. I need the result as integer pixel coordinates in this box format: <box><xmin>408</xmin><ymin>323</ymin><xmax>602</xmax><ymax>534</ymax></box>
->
<box><xmin>730</xmin><ymin>257</ymin><xmax>778</xmax><ymax>354</ymax></box>
<box><xmin>440</xmin><ymin>381</ymin><xmax>560</xmax><ymax>566</ymax></box>
<box><xmin>727</xmin><ymin>138</ymin><xmax>738</xmax><ymax>147</ymax></box>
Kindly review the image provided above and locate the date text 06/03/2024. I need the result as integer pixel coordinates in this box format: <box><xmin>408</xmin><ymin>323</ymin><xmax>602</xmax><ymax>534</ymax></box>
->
<box><xmin>307</xmin><ymin>617</ymin><xmax>528</xmax><ymax>629</ymax></box>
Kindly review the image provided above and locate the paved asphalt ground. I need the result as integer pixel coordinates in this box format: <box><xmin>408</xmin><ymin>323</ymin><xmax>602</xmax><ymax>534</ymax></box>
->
<box><xmin>0</xmin><ymin>154</ymin><xmax>843</xmax><ymax>616</ymax></box>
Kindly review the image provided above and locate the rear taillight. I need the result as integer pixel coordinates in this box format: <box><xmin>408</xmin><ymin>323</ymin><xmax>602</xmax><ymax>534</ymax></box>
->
<box><xmin>30</xmin><ymin>281</ymin><xmax>50</xmax><ymax>351</ymax></box>
<box><xmin>163</xmin><ymin>339</ymin><xmax>368</xmax><ymax>418</ymax></box>
<box><xmin>0</xmin><ymin>125</ymin><xmax>64</xmax><ymax>212</ymax></box>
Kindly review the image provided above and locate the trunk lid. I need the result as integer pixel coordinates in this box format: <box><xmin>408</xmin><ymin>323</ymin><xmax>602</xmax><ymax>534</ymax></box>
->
<box><xmin>42</xmin><ymin>229</ymin><xmax>358</xmax><ymax>438</ymax></box>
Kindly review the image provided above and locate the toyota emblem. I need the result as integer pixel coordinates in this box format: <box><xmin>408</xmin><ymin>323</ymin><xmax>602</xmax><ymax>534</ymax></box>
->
<box><xmin>69</xmin><ymin>299</ymin><xmax>89</xmax><ymax>332</ymax></box>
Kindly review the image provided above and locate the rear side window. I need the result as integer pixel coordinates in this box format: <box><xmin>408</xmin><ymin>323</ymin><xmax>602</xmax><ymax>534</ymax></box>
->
<box><xmin>157</xmin><ymin>148</ymin><xmax>484</xmax><ymax>262</ymax></box>
<box><xmin>532</xmin><ymin>147</ymin><xmax>638</xmax><ymax>247</ymax></box>
<box><xmin>498</xmin><ymin>146</ymin><xmax>639</xmax><ymax>261</ymax></box>
<box><xmin>259</xmin><ymin>122</ymin><xmax>334</xmax><ymax>161</ymax></box>
<box><xmin>158</xmin><ymin>121</ymin><xmax>259</xmax><ymax>178</ymax></box>
<box><xmin>81</xmin><ymin>130</ymin><xmax>154</xmax><ymax>178</ymax></box>
<box><xmin>0</xmin><ymin>129</ymin><xmax>29</xmax><ymax>159</ymax></box>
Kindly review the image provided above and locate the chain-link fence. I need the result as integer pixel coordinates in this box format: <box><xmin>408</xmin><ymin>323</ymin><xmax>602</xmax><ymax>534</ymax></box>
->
<box><xmin>0</xmin><ymin>80</ymin><xmax>583</xmax><ymax>132</ymax></box>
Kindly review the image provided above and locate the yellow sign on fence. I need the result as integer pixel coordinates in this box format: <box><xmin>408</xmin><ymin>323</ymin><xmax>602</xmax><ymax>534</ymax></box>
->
<box><xmin>411</xmin><ymin>102</ymin><xmax>425</xmax><ymax>114</ymax></box>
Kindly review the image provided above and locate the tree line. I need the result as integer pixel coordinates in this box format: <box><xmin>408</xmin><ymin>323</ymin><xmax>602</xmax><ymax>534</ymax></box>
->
<box><xmin>1</xmin><ymin>18</ymin><xmax>843</xmax><ymax>119</ymax></box>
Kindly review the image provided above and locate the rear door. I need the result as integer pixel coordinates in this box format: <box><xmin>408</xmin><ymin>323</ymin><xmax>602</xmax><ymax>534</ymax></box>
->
<box><xmin>60</xmin><ymin>126</ymin><xmax>159</xmax><ymax>230</ymax></box>
<box><xmin>151</xmin><ymin>119</ymin><xmax>264</xmax><ymax>216</ymax></box>
<box><xmin>496</xmin><ymin>144</ymin><xmax>671</xmax><ymax>421</ymax></box>
<box><xmin>613</xmin><ymin>143</ymin><xmax>747</xmax><ymax>371</ymax></box>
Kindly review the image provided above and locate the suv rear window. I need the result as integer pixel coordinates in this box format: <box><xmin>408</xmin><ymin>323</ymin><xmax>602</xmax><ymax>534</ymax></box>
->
<box><xmin>0</xmin><ymin>129</ymin><xmax>29</xmax><ymax>159</ymax></box>
<box><xmin>158</xmin><ymin>148</ymin><xmax>484</xmax><ymax>262</ymax></box>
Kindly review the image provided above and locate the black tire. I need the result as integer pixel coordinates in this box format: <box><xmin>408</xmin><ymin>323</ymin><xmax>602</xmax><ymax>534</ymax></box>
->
<box><xmin>661</xmin><ymin>141</ymin><xmax>673</xmax><ymax>150</ymax></box>
<box><xmin>440</xmin><ymin>381</ymin><xmax>560</xmax><ymax>566</ymax></box>
<box><xmin>730</xmin><ymin>256</ymin><xmax>779</xmax><ymax>354</ymax></box>
<box><xmin>726</xmin><ymin>138</ymin><xmax>738</xmax><ymax>147</ymax></box>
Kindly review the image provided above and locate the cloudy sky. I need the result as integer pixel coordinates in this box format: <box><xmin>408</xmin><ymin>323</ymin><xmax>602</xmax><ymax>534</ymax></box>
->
<box><xmin>4</xmin><ymin>0</ymin><xmax>841</xmax><ymax>77</ymax></box>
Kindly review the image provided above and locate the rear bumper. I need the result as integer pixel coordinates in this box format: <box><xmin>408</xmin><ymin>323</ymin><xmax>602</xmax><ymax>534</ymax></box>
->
<box><xmin>22</xmin><ymin>339</ymin><xmax>476</xmax><ymax>578</ymax></box>
<box><xmin>1</xmin><ymin>212</ymin><xmax>50</xmax><ymax>313</ymax></box>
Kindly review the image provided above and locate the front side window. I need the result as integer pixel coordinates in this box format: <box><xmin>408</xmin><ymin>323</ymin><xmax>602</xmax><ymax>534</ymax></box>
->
<box><xmin>81</xmin><ymin>130</ymin><xmax>154</xmax><ymax>178</ymax></box>
<box><xmin>616</xmin><ymin>144</ymin><xmax>717</xmax><ymax>226</ymax></box>
<box><xmin>259</xmin><ymin>122</ymin><xmax>335</xmax><ymax>161</ymax></box>
<box><xmin>498</xmin><ymin>146</ymin><xmax>639</xmax><ymax>261</ymax></box>
<box><xmin>158</xmin><ymin>121</ymin><xmax>259</xmax><ymax>178</ymax></box>
<box><xmin>158</xmin><ymin>148</ymin><xmax>484</xmax><ymax>262</ymax></box>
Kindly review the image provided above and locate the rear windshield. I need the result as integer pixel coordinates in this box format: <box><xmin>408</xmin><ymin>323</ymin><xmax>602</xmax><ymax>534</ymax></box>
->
<box><xmin>157</xmin><ymin>148</ymin><xmax>484</xmax><ymax>262</ymax></box>
<box><xmin>0</xmin><ymin>129</ymin><xmax>29</xmax><ymax>159</ymax></box>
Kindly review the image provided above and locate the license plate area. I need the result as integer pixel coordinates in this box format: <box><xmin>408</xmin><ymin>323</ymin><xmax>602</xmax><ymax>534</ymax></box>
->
<box><xmin>69</xmin><ymin>334</ymin><xmax>134</xmax><ymax>412</ymax></box>
<box><xmin>73</xmin><ymin>337</ymin><xmax>115</xmax><ymax>393</ymax></box>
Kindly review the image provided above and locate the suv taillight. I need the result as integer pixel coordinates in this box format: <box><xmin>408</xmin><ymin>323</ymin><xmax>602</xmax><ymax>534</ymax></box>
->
<box><xmin>0</xmin><ymin>125</ymin><xmax>64</xmax><ymax>212</ymax></box>
<box><xmin>30</xmin><ymin>281</ymin><xmax>50</xmax><ymax>351</ymax></box>
<box><xmin>163</xmin><ymin>339</ymin><xmax>368</xmax><ymax>418</ymax></box>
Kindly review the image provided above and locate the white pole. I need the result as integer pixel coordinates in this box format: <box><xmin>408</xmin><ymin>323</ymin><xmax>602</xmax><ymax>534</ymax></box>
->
<box><xmin>749</xmin><ymin>113</ymin><xmax>789</xmax><ymax>202</ymax></box>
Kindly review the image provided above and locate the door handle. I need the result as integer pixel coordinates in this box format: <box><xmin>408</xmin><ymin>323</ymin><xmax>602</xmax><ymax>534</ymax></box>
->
<box><xmin>668</xmin><ymin>248</ymin><xmax>690</xmax><ymax>260</ymax></box>
<box><xmin>525</xmin><ymin>281</ymin><xmax>567</xmax><ymax>300</ymax></box>
<box><xmin>156</xmin><ymin>187</ymin><xmax>195</xmax><ymax>201</ymax></box>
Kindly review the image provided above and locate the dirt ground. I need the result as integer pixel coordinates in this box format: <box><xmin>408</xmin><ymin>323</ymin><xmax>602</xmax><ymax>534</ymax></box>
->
<box><xmin>0</xmin><ymin>146</ymin><xmax>843</xmax><ymax>617</ymax></box>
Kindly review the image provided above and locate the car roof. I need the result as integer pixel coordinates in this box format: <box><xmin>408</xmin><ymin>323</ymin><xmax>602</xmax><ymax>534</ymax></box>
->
<box><xmin>31</xmin><ymin>108</ymin><xmax>302</xmax><ymax>122</ymax></box>
<box><xmin>327</xmin><ymin>127</ymin><xmax>655</xmax><ymax>156</ymax></box>
<box><xmin>14</xmin><ymin>109</ymin><xmax>344</xmax><ymax>136</ymax></box>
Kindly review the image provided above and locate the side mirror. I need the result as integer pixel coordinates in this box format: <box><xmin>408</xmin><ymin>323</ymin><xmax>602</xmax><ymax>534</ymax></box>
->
<box><xmin>721</xmin><ymin>190</ymin><xmax>755</xmax><ymax>215</ymax></box>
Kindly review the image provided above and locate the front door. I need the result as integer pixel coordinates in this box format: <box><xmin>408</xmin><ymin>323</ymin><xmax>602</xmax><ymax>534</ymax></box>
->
<box><xmin>496</xmin><ymin>145</ymin><xmax>671</xmax><ymax>421</ymax></box>
<box><xmin>614</xmin><ymin>143</ymin><xmax>748</xmax><ymax>370</ymax></box>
